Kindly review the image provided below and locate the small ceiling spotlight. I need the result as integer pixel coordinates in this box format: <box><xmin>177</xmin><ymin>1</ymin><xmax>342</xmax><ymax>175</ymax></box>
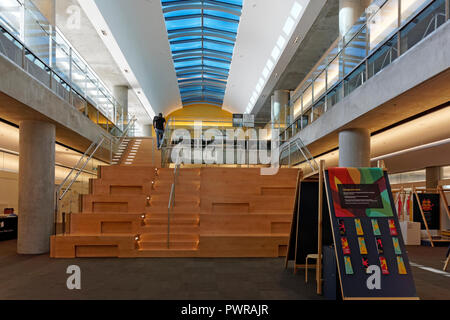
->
<box><xmin>124</xmin><ymin>69</ymin><xmax>129</xmax><ymax>73</ymax></box>
<box><xmin>101</xmin><ymin>30</ymin><xmax>108</xmax><ymax>36</ymax></box>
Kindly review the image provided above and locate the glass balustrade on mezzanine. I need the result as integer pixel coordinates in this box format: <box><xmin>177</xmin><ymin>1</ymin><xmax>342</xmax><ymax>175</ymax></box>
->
<box><xmin>283</xmin><ymin>0</ymin><xmax>448</xmax><ymax>142</ymax></box>
<box><xmin>159</xmin><ymin>118</ymin><xmax>317</xmax><ymax>169</ymax></box>
<box><xmin>0</xmin><ymin>0</ymin><xmax>134</xmax><ymax>137</ymax></box>
<box><xmin>160</xmin><ymin>118</ymin><xmax>282</xmax><ymax>168</ymax></box>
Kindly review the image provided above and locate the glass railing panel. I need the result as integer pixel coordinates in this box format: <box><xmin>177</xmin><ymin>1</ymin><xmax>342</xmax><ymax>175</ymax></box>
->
<box><xmin>303</xmin><ymin>85</ymin><xmax>313</xmax><ymax>110</ymax></box>
<box><xmin>23</xmin><ymin>0</ymin><xmax>51</xmax><ymax>65</ymax></box>
<box><xmin>344</xmin><ymin>14</ymin><xmax>368</xmax><ymax>46</ymax></box>
<box><xmin>326</xmin><ymin>54</ymin><xmax>341</xmax><ymax>90</ymax></box>
<box><xmin>292</xmin><ymin>96</ymin><xmax>302</xmax><ymax>118</ymax></box>
<box><xmin>312</xmin><ymin>98</ymin><xmax>326</xmax><ymax>123</ymax></box>
<box><xmin>326</xmin><ymin>81</ymin><xmax>343</xmax><ymax>110</ymax></box>
<box><xmin>313</xmin><ymin>70</ymin><xmax>326</xmax><ymax>102</ymax></box>
<box><xmin>0</xmin><ymin>0</ymin><xmax>134</xmax><ymax>136</ymax></box>
<box><xmin>23</xmin><ymin>49</ymin><xmax>51</xmax><ymax>87</ymax></box>
<box><xmin>71</xmin><ymin>59</ymin><xmax>87</xmax><ymax>96</ymax></box>
<box><xmin>343</xmin><ymin>27</ymin><xmax>368</xmax><ymax>78</ymax></box>
<box><xmin>72</xmin><ymin>90</ymin><xmax>87</xmax><ymax>114</ymax></box>
<box><xmin>368</xmin><ymin>0</ymin><xmax>399</xmax><ymax>52</ymax></box>
<box><xmin>302</xmin><ymin>107</ymin><xmax>312</xmax><ymax>129</ymax></box>
<box><xmin>368</xmin><ymin>33</ymin><xmax>398</xmax><ymax>78</ymax></box>
<box><xmin>401</xmin><ymin>0</ymin><xmax>434</xmax><ymax>24</ymax></box>
<box><xmin>344</xmin><ymin>63</ymin><xmax>366</xmax><ymax>97</ymax></box>
<box><xmin>400</xmin><ymin>0</ymin><xmax>446</xmax><ymax>54</ymax></box>
<box><xmin>0</xmin><ymin>0</ymin><xmax>22</xmax><ymax>38</ymax></box>
<box><xmin>0</xmin><ymin>27</ymin><xmax>23</xmax><ymax>65</ymax></box>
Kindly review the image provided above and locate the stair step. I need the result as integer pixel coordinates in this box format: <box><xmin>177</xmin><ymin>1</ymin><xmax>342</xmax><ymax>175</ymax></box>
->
<box><xmin>140</xmin><ymin>233</ymin><xmax>199</xmax><ymax>242</ymax></box>
<box><xmin>139</xmin><ymin>240</ymin><xmax>199</xmax><ymax>250</ymax></box>
<box><xmin>147</xmin><ymin>206</ymin><xmax>200</xmax><ymax>214</ymax></box>
<box><xmin>150</xmin><ymin>194</ymin><xmax>199</xmax><ymax>202</ymax></box>
<box><xmin>142</xmin><ymin>224</ymin><xmax>199</xmax><ymax>233</ymax></box>
<box><xmin>150</xmin><ymin>200</ymin><xmax>200</xmax><ymax>207</ymax></box>
<box><xmin>145</xmin><ymin>216</ymin><xmax>199</xmax><ymax>225</ymax></box>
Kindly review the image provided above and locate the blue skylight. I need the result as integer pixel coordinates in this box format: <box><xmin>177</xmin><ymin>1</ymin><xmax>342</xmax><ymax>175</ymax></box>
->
<box><xmin>161</xmin><ymin>0</ymin><xmax>243</xmax><ymax>107</ymax></box>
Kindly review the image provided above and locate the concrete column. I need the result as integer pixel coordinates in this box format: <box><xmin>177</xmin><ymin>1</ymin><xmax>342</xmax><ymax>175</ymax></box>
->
<box><xmin>425</xmin><ymin>166</ymin><xmax>442</xmax><ymax>189</ymax></box>
<box><xmin>18</xmin><ymin>120</ymin><xmax>55</xmax><ymax>254</ymax></box>
<box><xmin>339</xmin><ymin>128</ymin><xmax>371</xmax><ymax>167</ymax></box>
<box><xmin>113</xmin><ymin>86</ymin><xmax>129</xmax><ymax>124</ymax></box>
<box><xmin>339</xmin><ymin>0</ymin><xmax>371</xmax><ymax>37</ymax></box>
<box><xmin>273</xmin><ymin>90</ymin><xmax>290</xmax><ymax>127</ymax></box>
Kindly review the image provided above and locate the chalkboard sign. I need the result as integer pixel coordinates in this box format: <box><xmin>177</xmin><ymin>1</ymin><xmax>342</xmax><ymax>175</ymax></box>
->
<box><xmin>286</xmin><ymin>181</ymin><xmax>333</xmax><ymax>269</ymax></box>
<box><xmin>413</xmin><ymin>193</ymin><xmax>440</xmax><ymax>230</ymax></box>
<box><xmin>324</xmin><ymin>168</ymin><xmax>418</xmax><ymax>300</ymax></box>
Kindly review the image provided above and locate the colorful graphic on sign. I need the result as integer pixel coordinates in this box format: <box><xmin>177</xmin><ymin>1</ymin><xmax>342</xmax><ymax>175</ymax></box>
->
<box><xmin>338</xmin><ymin>219</ymin><xmax>346</xmax><ymax>236</ymax></box>
<box><xmin>376</xmin><ymin>237</ymin><xmax>384</xmax><ymax>255</ymax></box>
<box><xmin>413</xmin><ymin>193</ymin><xmax>440</xmax><ymax>230</ymax></box>
<box><xmin>358</xmin><ymin>237</ymin><xmax>368</xmax><ymax>255</ymax></box>
<box><xmin>341</xmin><ymin>237</ymin><xmax>351</xmax><ymax>255</ymax></box>
<box><xmin>371</xmin><ymin>219</ymin><xmax>381</xmax><ymax>236</ymax></box>
<box><xmin>355</xmin><ymin>219</ymin><xmax>364</xmax><ymax>235</ymax></box>
<box><xmin>379</xmin><ymin>256</ymin><xmax>389</xmax><ymax>275</ymax></box>
<box><xmin>397</xmin><ymin>257</ymin><xmax>407</xmax><ymax>275</ymax></box>
<box><xmin>362</xmin><ymin>256</ymin><xmax>370</xmax><ymax>273</ymax></box>
<box><xmin>344</xmin><ymin>256</ymin><xmax>354</xmax><ymax>275</ymax></box>
<box><xmin>388</xmin><ymin>219</ymin><xmax>398</xmax><ymax>236</ymax></box>
<box><xmin>326</xmin><ymin>168</ymin><xmax>394</xmax><ymax>218</ymax></box>
<box><xmin>392</xmin><ymin>237</ymin><xmax>402</xmax><ymax>255</ymax></box>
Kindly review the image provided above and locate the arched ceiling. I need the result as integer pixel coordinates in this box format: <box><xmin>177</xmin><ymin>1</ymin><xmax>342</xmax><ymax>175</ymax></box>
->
<box><xmin>161</xmin><ymin>0</ymin><xmax>243</xmax><ymax>107</ymax></box>
<box><xmin>80</xmin><ymin>0</ymin><xmax>319</xmax><ymax>120</ymax></box>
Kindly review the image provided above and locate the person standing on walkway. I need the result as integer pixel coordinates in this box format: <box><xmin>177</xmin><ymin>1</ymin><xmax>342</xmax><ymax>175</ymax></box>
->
<box><xmin>153</xmin><ymin>113</ymin><xmax>166</xmax><ymax>149</ymax></box>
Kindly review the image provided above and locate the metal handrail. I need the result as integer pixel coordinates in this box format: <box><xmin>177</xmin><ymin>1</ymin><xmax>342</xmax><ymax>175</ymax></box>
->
<box><xmin>54</xmin><ymin>134</ymin><xmax>108</xmax><ymax>235</ymax></box>
<box><xmin>112</xmin><ymin>116</ymin><xmax>137</xmax><ymax>163</ymax></box>
<box><xmin>167</xmin><ymin>150</ymin><xmax>182</xmax><ymax>248</ymax></box>
<box><xmin>279</xmin><ymin>136</ymin><xmax>319</xmax><ymax>172</ymax></box>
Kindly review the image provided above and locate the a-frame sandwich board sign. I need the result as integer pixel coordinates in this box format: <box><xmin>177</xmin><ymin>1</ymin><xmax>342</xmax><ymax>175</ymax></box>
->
<box><xmin>323</xmin><ymin>167</ymin><xmax>418</xmax><ymax>300</ymax></box>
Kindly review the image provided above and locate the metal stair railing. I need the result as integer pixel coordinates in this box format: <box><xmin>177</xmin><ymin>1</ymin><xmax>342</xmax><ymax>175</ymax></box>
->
<box><xmin>167</xmin><ymin>149</ymin><xmax>182</xmax><ymax>248</ymax></box>
<box><xmin>54</xmin><ymin>134</ymin><xmax>108</xmax><ymax>235</ymax></box>
<box><xmin>111</xmin><ymin>116</ymin><xmax>137</xmax><ymax>164</ymax></box>
<box><xmin>279</xmin><ymin>136</ymin><xmax>319</xmax><ymax>173</ymax></box>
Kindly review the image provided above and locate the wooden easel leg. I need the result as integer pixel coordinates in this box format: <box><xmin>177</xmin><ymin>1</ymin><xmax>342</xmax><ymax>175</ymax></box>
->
<box><xmin>316</xmin><ymin>160</ymin><xmax>325</xmax><ymax>295</ymax></box>
<box><xmin>438</xmin><ymin>186</ymin><xmax>450</xmax><ymax>221</ymax></box>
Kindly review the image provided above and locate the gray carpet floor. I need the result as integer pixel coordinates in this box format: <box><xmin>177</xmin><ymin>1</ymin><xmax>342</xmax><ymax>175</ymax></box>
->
<box><xmin>0</xmin><ymin>240</ymin><xmax>448</xmax><ymax>300</ymax></box>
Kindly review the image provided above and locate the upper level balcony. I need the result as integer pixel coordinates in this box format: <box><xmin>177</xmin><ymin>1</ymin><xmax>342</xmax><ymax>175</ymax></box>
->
<box><xmin>0</xmin><ymin>0</ymin><xmax>136</xmax><ymax>137</ymax></box>
<box><xmin>279</xmin><ymin>0</ymin><xmax>449</xmax><ymax>143</ymax></box>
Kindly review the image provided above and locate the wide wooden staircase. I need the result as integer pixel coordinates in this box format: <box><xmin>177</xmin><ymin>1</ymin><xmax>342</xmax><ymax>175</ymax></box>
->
<box><xmin>51</xmin><ymin>140</ymin><xmax>300</xmax><ymax>258</ymax></box>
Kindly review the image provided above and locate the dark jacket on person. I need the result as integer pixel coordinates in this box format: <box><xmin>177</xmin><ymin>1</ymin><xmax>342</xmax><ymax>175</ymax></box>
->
<box><xmin>153</xmin><ymin>116</ymin><xmax>166</xmax><ymax>131</ymax></box>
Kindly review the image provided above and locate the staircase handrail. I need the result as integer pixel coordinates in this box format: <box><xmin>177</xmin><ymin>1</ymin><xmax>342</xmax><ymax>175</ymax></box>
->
<box><xmin>167</xmin><ymin>149</ymin><xmax>182</xmax><ymax>248</ymax></box>
<box><xmin>279</xmin><ymin>136</ymin><xmax>319</xmax><ymax>172</ymax></box>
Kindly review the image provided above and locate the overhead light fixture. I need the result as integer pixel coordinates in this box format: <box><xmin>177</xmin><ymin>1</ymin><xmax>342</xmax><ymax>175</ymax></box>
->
<box><xmin>271</xmin><ymin>46</ymin><xmax>281</xmax><ymax>60</ymax></box>
<box><xmin>283</xmin><ymin>17</ymin><xmax>295</xmax><ymax>36</ymax></box>
<box><xmin>101</xmin><ymin>30</ymin><xmax>107</xmax><ymax>36</ymax></box>
<box><xmin>290</xmin><ymin>2</ymin><xmax>304</xmax><ymax>20</ymax></box>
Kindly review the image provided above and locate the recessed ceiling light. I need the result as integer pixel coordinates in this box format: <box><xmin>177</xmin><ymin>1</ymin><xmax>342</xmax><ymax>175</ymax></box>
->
<box><xmin>124</xmin><ymin>69</ymin><xmax>129</xmax><ymax>73</ymax></box>
<box><xmin>101</xmin><ymin>30</ymin><xmax>107</xmax><ymax>36</ymax></box>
